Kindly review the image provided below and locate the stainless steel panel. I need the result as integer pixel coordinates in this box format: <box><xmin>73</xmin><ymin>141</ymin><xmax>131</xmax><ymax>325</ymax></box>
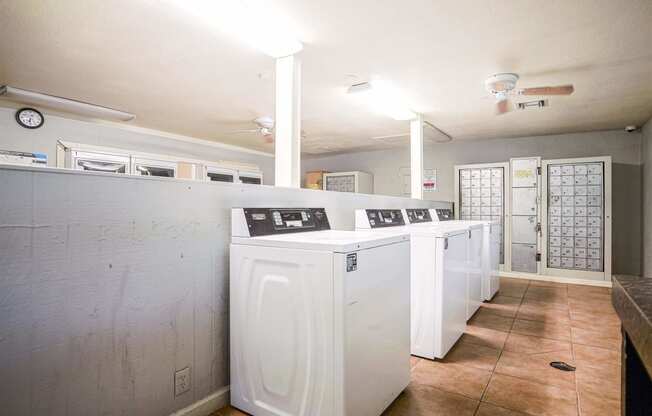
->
<box><xmin>512</xmin><ymin>216</ymin><xmax>537</xmax><ymax>244</ymax></box>
<box><xmin>512</xmin><ymin>187</ymin><xmax>537</xmax><ymax>215</ymax></box>
<box><xmin>512</xmin><ymin>243</ymin><xmax>537</xmax><ymax>273</ymax></box>
<box><xmin>512</xmin><ymin>158</ymin><xmax>539</xmax><ymax>188</ymax></box>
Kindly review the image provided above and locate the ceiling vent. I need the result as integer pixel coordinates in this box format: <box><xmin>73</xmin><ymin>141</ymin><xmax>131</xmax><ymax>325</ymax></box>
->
<box><xmin>517</xmin><ymin>99</ymin><xmax>548</xmax><ymax>110</ymax></box>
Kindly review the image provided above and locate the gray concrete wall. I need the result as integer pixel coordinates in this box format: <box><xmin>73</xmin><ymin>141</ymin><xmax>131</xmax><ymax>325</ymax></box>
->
<box><xmin>0</xmin><ymin>106</ymin><xmax>276</xmax><ymax>184</ymax></box>
<box><xmin>0</xmin><ymin>165</ymin><xmax>448</xmax><ymax>416</ymax></box>
<box><xmin>304</xmin><ymin>130</ymin><xmax>643</xmax><ymax>275</ymax></box>
<box><xmin>642</xmin><ymin>119</ymin><xmax>652</xmax><ymax>276</ymax></box>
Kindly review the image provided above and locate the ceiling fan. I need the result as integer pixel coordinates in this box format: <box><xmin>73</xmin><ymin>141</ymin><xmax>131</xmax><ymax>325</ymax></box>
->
<box><xmin>485</xmin><ymin>73</ymin><xmax>574</xmax><ymax>115</ymax></box>
<box><xmin>229</xmin><ymin>116</ymin><xmax>276</xmax><ymax>143</ymax></box>
<box><xmin>227</xmin><ymin>116</ymin><xmax>308</xmax><ymax>144</ymax></box>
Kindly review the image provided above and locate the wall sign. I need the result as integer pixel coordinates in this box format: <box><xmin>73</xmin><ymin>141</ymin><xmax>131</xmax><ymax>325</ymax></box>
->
<box><xmin>400</xmin><ymin>167</ymin><xmax>437</xmax><ymax>194</ymax></box>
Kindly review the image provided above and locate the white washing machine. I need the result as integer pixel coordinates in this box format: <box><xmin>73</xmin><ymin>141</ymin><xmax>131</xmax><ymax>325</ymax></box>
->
<box><xmin>429</xmin><ymin>208</ymin><xmax>501</xmax><ymax>303</ymax></box>
<box><xmin>230</xmin><ymin>208</ymin><xmax>411</xmax><ymax>416</ymax></box>
<box><xmin>355</xmin><ymin>209</ymin><xmax>468</xmax><ymax>360</ymax></box>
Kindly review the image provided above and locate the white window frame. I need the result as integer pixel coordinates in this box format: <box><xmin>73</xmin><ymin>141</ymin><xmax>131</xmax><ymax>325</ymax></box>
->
<box><xmin>540</xmin><ymin>156</ymin><xmax>612</xmax><ymax>282</ymax></box>
<box><xmin>237</xmin><ymin>170</ymin><xmax>264</xmax><ymax>185</ymax></box>
<box><xmin>132</xmin><ymin>157</ymin><xmax>178</xmax><ymax>178</ymax></box>
<box><xmin>205</xmin><ymin>165</ymin><xmax>238</xmax><ymax>183</ymax></box>
<box><xmin>454</xmin><ymin>162</ymin><xmax>511</xmax><ymax>269</ymax></box>
<box><xmin>70</xmin><ymin>150</ymin><xmax>131</xmax><ymax>174</ymax></box>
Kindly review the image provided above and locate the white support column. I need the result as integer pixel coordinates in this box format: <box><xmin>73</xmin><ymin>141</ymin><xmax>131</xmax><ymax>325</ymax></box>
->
<box><xmin>274</xmin><ymin>54</ymin><xmax>302</xmax><ymax>188</ymax></box>
<box><xmin>410</xmin><ymin>113</ymin><xmax>424</xmax><ymax>199</ymax></box>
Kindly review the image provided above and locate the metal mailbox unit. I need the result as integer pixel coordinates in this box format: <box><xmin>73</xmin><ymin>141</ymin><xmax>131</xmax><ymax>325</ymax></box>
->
<box><xmin>510</xmin><ymin>157</ymin><xmax>541</xmax><ymax>274</ymax></box>
<box><xmin>454</xmin><ymin>162</ymin><xmax>509</xmax><ymax>268</ymax></box>
<box><xmin>541</xmin><ymin>157</ymin><xmax>612</xmax><ymax>282</ymax></box>
<box><xmin>455</xmin><ymin>156</ymin><xmax>612</xmax><ymax>284</ymax></box>
<box><xmin>323</xmin><ymin>171</ymin><xmax>373</xmax><ymax>193</ymax></box>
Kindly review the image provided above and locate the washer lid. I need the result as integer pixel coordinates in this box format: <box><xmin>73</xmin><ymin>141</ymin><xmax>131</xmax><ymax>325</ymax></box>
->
<box><xmin>355</xmin><ymin>223</ymin><xmax>468</xmax><ymax>238</ymax></box>
<box><xmin>232</xmin><ymin>229</ymin><xmax>409</xmax><ymax>252</ymax></box>
<box><xmin>408</xmin><ymin>224</ymin><xmax>470</xmax><ymax>237</ymax></box>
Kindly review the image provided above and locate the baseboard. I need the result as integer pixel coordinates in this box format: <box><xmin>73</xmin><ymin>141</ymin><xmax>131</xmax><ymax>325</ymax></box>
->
<box><xmin>170</xmin><ymin>386</ymin><xmax>230</xmax><ymax>416</ymax></box>
<box><xmin>498</xmin><ymin>271</ymin><xmax>613</xmax><ymax>288</ymax></box>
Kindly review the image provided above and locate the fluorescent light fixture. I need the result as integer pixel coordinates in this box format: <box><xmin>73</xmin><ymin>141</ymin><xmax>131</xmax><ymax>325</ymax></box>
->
<box><xmin>170</xmin><ymin>0</ymin><xmax>303</xmax><ymax>58</ymax></box>
<box><xmin>0</xmin><ymin>86</ymin><xmax>135</xmax><ymax>121</ymax></box>
<box><xmin>347</xmin><ymin>80</ymin><xmax>417</xmax><ymax>121</ymax></box>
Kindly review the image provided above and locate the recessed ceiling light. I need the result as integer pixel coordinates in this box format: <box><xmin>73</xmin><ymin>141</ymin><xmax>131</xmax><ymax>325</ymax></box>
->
<box><xmin>170</xmin><ymin>0</ymin><xmax>303</xmax><ymax>58</ymax></box>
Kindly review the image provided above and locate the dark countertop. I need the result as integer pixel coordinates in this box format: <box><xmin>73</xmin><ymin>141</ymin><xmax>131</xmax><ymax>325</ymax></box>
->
<box><xmin>612</xmin><ymin>275</ymin><xmax>652</xmax><ymax>376</ymax></box>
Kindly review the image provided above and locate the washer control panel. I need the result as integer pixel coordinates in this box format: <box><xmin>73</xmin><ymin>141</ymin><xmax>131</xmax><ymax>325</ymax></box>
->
<box><xmin>365</xmin><ymin>209</ymin><xmax>405</xmax><ymax>228</ymax></box>
<box><xmin>405</xmin><ymin>208</ymin><xmax>432</xmax><ymax>224</ymax></box>
<box><xmin>434</xmin><ymin>208</ymin><xmax>454</xmax><ymax>221</ymax></box>
<box><xmin>243</xmin><ymin>208</ymin><xmax>330</xmax><ymax>236</ymax></box>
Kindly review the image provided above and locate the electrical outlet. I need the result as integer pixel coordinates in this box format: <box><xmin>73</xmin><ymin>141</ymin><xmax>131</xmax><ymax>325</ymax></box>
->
<box><xmin>174</xmin><ymin>366</ymin><xmax>191</xmax><ymax>396</ymax></box>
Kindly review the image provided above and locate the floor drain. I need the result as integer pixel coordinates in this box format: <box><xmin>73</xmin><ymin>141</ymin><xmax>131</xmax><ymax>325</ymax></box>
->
<box><xmin>550</xmin><ymin>361</ymin><xmax>576</xmax><ymax>372</ymax></box>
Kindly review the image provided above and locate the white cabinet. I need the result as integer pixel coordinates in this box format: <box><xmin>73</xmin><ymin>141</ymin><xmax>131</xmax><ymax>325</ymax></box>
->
<box><xmin>323</xmin><ymin>171</ymin><xmax>373</xmax><ymax>193</ymax></box>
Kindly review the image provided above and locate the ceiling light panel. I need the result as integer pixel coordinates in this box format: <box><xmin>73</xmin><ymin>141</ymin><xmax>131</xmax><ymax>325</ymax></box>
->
<box><xmin>0</xmin><ymin>86</ymin><xmax>135</xmax><ymax>121</ymax></box>
<box><xmin>347</xmin><ymin>80</ymin><xmax>416</xmax><ymax>121</ymax></box>
<box><xmin>170</xmin><ymin>0</ymin><xmax>303</xmax><ymax>58</ymax></box>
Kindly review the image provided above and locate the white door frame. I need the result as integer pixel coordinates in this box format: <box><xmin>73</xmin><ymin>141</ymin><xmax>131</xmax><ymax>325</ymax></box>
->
<box><xmin>540</xmin><ymin>156</ymin><xmax>612</xmax><ymax>282</ymax></box>
<box><xmin>454</xmin><ymin>162</ymin><xmax>511</xmax><ymax>269</ymax></box>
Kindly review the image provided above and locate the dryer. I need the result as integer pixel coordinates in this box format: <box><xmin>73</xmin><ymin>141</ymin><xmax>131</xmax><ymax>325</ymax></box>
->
<box><xmin>355</xmin><ymin>209</ymin><xmax>468</xmax><ymax>360</ymax></box>
<box><xmin>429</xmin><ymin>208</ymin><xmax>501</xmax><ymax>303</ymax></box>
<box><xmin>230</xmin><ymin>208</ymin><xmax>411</xmax><ymax>416</ymax></box>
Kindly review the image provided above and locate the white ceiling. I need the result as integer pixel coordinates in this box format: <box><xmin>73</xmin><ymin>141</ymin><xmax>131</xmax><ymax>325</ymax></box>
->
<box><xmin>1</xmin><ymin>0</ymin><xmax>651</xmax><ymax>155</ymax></box>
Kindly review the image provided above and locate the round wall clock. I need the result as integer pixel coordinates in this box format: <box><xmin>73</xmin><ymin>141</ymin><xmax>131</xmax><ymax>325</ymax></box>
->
<box><xmin>15</xmin><ymin>108</ymin><xmax>44</xmax><ymax>129</ymax></box>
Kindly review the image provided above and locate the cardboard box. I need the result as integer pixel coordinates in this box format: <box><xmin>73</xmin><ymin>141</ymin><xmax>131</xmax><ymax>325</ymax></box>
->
<box><xmin>304</xmin><ymin>170</ymin><xmax>329</xmax><ymax>189</ymax></box>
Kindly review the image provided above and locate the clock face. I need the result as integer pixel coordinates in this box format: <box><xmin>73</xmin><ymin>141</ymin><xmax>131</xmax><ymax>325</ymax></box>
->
<box><xmin>16</xmin><ymin>108</ymin><xmax>44</xmax><ymax>129</ymax></box>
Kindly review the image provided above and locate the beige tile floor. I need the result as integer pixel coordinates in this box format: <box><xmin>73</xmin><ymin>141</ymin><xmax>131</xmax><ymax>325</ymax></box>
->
<box><xmin>214</xmin><ymin>277</ymin><xmax>621</xmax><ymax>416</ymax></box>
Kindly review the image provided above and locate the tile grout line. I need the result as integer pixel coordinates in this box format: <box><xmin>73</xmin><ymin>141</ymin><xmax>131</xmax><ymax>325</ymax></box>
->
<box><xmin>567</xmin><ymin>283</ymin><xmax>583</xmax><ymax>416</ymax></box>
<box><xmin>478</xmin><ymin>279</ymin><xmax>529</xmax><ymax>406</ymax></box>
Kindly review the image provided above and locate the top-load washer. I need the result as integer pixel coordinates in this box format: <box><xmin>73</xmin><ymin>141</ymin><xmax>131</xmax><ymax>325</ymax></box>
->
<box><xmin>230</xmin><ymin>208</ymin><xmax>411</xmax><ymax>416</ymax></box>
<box><xmin>429</xmin><ymin>208</ymin><xmax>501</xmax><ymax>302</ymax></box>
<box><xmin>355</xmin><ymin>209</ymin><xmax>468</xmax><ymax>360</ymax></box>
